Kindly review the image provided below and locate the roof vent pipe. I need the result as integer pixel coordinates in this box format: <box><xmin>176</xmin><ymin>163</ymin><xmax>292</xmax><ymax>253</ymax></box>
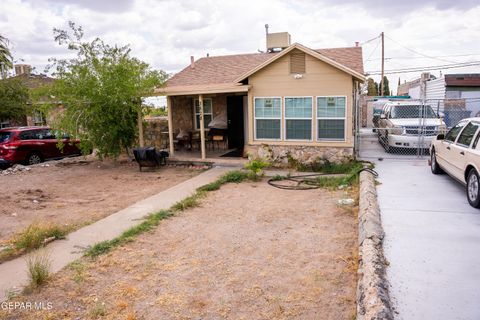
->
<box><xmin>265</xmin><ymin>24</ymin><xmax>269</xmax><ymax>52</ymax></box>
<box><xmin>190</xmin><ymin>56</ymin><xmax>195</xmax><ymax>69</ymax></box>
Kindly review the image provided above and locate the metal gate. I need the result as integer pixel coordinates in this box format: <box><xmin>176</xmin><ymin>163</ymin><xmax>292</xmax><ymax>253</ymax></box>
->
<box><xmin>357</xmin><ymin>98</ymin><xmax>474</xmax><ymax>160</ymax></box>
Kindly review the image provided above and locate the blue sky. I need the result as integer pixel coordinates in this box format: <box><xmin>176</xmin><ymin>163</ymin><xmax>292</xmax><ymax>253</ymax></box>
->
<box><xmin>1</xmin><ymin>0</ymin><xmax>480</xmax><ymax>95</ymax></box>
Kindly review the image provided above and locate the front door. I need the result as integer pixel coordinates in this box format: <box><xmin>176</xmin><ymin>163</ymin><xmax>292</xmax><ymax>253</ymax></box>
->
<box><xmin>227</xmin><ymin>95</ymin><xmax>245</xmax><ymax>149</ymax></box>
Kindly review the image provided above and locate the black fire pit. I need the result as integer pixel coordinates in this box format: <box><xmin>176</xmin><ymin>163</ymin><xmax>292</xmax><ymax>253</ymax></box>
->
<box><xmin>133</xmin><ymin>147</ymin><xmax>169</xmax><ymax>171</ymax></box>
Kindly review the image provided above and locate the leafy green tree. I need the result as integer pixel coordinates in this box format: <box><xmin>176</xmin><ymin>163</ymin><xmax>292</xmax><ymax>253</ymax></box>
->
<box><xmin>382</xmin><ymin>76</ymin><xmax>390</xmax><ymax>96</ymax></box>
<box><xmin>145</xmin><ymin>106</ymin><xmax>167</xmax><ymax>117</ymax></box>
<box><xmin>39</xmin><ymin>22</ymin><xmax>168</xmax><ymax>158</ymax></box>
<box><xmin>366</xmin><ymin>78</ymin><xmax>378</xmax><ymax>96</ymax></box>
<box><xmin>0</xmin><ymin>78</ymin><xmax>29</xmax><ymax>121</ymax></box>
<box><xmin>0</xmin><ymin>35</ymin><xmax>13</xmax><ymax>79</ymax></box>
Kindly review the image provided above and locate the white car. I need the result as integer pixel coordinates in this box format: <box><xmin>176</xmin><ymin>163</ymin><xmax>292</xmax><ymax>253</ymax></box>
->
<box><xmin>378</xmin><ymin>101</ymin><xmax>446</xmax><ymax>152</ymax></box>
<box><xmin>430</xmin><ymin>117</ymin><xmax>480</xmax><ymax>207</ymax></box>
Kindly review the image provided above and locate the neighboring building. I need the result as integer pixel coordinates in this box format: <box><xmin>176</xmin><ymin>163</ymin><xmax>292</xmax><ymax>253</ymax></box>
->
<box><xmin>0</xmin><ymin>64</ymin><xmax>55</xmax><ymax>128</ymax></box>
<box><xmin>400</xmin><ymin>73</ymin><xmax>480</xmax><ymax>127</ymax></box>
<box><xmin>397</xmin><ymin>73</ymin><xmax>436</xmax><ymax>99</ymax></box>
<box><xmin>156</xmin><ymin>32</ymin><xmax>365</xmax><ymax>165</ymax></box>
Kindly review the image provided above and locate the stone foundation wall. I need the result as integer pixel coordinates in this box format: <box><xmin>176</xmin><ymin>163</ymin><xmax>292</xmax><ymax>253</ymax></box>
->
<box><xmin>144</xmin><ymin>117</ymin><xmax>169</xmax><ymax>149</ymax></box>
<box><xmin>244</xmin><ymin>144</ymin><xmax>354</xmax><ymax>167</ymax></box>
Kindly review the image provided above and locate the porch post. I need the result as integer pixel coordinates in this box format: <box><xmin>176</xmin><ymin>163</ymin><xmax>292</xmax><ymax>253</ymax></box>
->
<box><xmin>199</xmin><ymin>94</ymin><xmax>206</xmax><ymax>160</ymax></box>
<box><xmin>167</xmin><ymin>95</ymin><xmax>174</xmax><ymax>156</ymax></box>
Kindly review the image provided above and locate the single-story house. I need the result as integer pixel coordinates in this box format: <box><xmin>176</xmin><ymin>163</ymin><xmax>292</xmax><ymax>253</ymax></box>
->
<box><xmin>0</xmin><ymin>65</ymin><xmax>54</xmax><ymax>128</ymax></box>
<box><xmin>155</xmin><ymin>34</ymin><xmax>365</xmax><ymax>165</ymax></box>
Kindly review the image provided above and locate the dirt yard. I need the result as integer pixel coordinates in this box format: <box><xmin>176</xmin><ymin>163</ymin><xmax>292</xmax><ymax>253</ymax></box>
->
<box><xmin>0</xmin><ymin>158</ymin><xmax>199</xmax><ymax>243</ymax></box>
<box><xmin>2</xmin><ymin>181</ymin><xmax>358</xmax><ymax>320</ymax></box>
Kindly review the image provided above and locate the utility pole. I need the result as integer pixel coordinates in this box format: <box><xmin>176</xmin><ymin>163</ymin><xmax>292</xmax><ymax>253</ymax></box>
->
<box><xmin>380</xmin><ymin>32</ymin><xmax>384</xmax><ymax>97</ymax></box>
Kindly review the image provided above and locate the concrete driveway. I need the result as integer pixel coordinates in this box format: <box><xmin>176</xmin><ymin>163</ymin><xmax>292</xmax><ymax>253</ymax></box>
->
<box><xmin>375</xmin><ymin>159</ymin><xmax>480</xmax><ymax>320</ymax></box>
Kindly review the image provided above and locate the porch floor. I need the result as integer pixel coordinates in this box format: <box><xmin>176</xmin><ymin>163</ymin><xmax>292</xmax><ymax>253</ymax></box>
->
<box><xmin>169</xmin><ymin>148</ymin><xmax>248</xmax><ymax>166</ymax></box>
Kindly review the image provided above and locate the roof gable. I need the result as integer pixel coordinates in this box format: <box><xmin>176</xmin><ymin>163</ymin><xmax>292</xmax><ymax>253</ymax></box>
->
<box><xmin>234</xmin><ymin>43</ymin><xmax>365</xmax><ymax>82</ymax></box>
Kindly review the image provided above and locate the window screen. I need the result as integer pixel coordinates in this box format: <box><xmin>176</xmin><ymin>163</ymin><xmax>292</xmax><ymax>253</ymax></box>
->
<box><xmin>317</xmin><ymin>97</ymin><xmax>346</xmax><ymax>140</ymax></box>
<box><xmin>194</xmin><ymin>99</ymin><xmax>213</xmax><ymax>130</ymax></box>
<box><xmin>285</xmin><ymin>97</ymin><xmax>312</xmax><ymax>140</ymax></box>
<box><xmin>255</xmin><ymin>98</ymin><xmax>281</xmax><ymax>139</ymax></box>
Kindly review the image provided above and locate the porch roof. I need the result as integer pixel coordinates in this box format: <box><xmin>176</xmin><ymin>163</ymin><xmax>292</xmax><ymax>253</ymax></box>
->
<box><xmin>154</xmin><ymin>83</ymin><xmax>250</xmax><ymax>96</ymax></box>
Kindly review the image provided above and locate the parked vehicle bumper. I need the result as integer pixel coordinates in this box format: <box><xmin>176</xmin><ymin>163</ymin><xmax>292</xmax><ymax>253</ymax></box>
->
<box><xmin>387</xmin><ymin>134</ymin><xmax>434</xmax><ymax>149</ymax></box>
<box><xmin>0</xmin><ymin>157</ymin><xmax>12</xmax><ymax>169</ymax></box>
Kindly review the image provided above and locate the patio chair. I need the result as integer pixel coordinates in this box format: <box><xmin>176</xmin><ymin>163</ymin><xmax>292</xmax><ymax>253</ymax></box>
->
<box><xmin>133</xmin><ymin>147</ymin><xmax>169</xmax><ymax>171</ymax></box>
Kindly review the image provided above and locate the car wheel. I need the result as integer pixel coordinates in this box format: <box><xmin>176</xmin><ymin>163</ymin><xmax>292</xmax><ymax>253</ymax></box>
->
<box><xmin>430</xmin><ymin>149</ymin><xmax>443</xmax><ymax>174</ymax></box>
<box><xmin>467</xmin><ymin>169</ymin><xmax>480</xmax><ymax>208</ymax></box>
<box><xmin>26</xmin><ymin>152</ymin><xmax>43</xmax><ymax>165</ymax></box>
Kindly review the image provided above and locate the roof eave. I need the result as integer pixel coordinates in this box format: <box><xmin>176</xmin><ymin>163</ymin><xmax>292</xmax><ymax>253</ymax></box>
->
<box><xmin>153</xmin><ymin>83</ymin><xmax>251</xmax><ymax>96</ymax></box>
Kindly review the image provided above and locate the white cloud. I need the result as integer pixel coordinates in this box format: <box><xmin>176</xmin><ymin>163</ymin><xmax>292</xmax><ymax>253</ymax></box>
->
<box><xmin>1</xmin><ymin>0</ymin><xmax>479</xmax><ymax>93</ymax></box>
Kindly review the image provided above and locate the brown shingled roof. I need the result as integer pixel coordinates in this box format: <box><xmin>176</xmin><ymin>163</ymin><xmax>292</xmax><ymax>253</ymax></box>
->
<box><xmin>166</xmin><ymin>46</ymin><xmax>363</xmax><ymax>89</ymax></box>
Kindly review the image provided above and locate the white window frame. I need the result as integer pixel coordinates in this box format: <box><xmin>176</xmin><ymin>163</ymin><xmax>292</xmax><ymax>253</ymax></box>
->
<box><xmin>193</xmin><ymin>98</ymin><xmax>213</xmax><ymax>130</ymax></box>
<box><xmin>316</xmin><ymin>95</ymin><xmax>347</xmax><ymax>142</ymax></box>
<box><xmin>0</xmin><ymin>121</ymin><xmax>10</xmax><ymax>129</ymax></box>
<box><xmin>283</xmin><ymin>96</ymin><xmax>313</xmax><ymax>141</ymax></box>
<box><xmin>254</xmin><ymin>96</ymin><xmax>282</xmax><ymax>141</ymax></box>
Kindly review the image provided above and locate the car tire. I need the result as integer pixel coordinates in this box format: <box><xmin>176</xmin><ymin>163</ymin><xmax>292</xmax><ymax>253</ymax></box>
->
<box><xmin>26</xmin><ymin>152</ymin><xmax>43</xmax><ymax>165</ymax></box>
<box><xmin>467</xmin><ymin>169</ymin><xmax>480</xmax><ymax>208</ymax></box>
<box><xmin>430</xmin><ymin>148</ymin><xmax>443</xmax><ymax>174</ymax></box>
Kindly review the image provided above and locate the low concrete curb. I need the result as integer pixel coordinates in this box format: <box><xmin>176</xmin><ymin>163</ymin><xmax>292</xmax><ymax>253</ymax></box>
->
<box><xmin>357</xmin><ymin>170</ymin><xmax>394</xmax><ymax>320</ymax></box>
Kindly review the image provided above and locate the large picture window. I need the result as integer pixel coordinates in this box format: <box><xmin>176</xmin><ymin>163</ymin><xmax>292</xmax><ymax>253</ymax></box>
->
<box><xmin>317</xmin><ymin>96</ymin><xmax>346</xmax><ymax>141</ymax></box>
<box><xmin>285</xmin><ymin>97</ymin><xmax>312</xmax><ymax>140</ymax></box>
<box><xmin>194</xmin><ymin>98</ymin><xmax>213</xmax><ymax>130</ymax></box>
<box><xmin>254</xmin><ymin>97</ymin><xmax>281</xmax><ymax>140</ymax></box>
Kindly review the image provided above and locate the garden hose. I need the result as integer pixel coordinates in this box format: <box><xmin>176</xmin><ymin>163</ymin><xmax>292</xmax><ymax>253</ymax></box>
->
<box><xmin>267</xmin><ymin>167</ymin><xmax>378</xmax><ymax>190</ymax></box>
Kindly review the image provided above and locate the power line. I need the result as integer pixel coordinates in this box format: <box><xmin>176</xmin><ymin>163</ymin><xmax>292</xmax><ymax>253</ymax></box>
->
<box><xmin>360</xmin><ymin>34</ymin><xmax>381</xmax><ymax>46</ymax></box>
<box><xmin>384</xmin><ymin>35</ymin><xmax>458</xmax><ymax>64</ymax></box>
<box><xmin>368</xmin><ymin>53</ymin><xmax>480</xmax><ymax>61</ymax></box>
<box><xmin>365</xmin><ymin>37</ymin><xmax>381</xmax><ymax>62</ymax></box>
<box><xmin>366</xmin><ymin>60</ymin><xmax>480</xmax><ymax>75</ymax></box>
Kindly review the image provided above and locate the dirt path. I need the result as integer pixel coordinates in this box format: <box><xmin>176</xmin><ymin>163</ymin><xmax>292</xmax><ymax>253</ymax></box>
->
<box><xmin>2</xmin><ymin>180</ymin><xmax>358</xmax><ymax>319</ymax></box>
<box><xmin>0</xmin><ymin>159</ymin><xmax>199</xmax><ymax>243</ymax></box>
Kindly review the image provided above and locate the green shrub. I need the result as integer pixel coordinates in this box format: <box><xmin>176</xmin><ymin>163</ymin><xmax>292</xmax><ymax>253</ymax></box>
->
<box><xmin>245</xmin><ymin>158</ymin><xmax>270</xmax><ymax>181</ymax></box>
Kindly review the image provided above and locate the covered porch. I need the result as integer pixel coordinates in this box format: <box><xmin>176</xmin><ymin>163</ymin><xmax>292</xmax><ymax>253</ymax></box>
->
<box><xmin>159</xmin><ymin>83</ymin><xmax>250</xmax><ymax>162</ymax></box>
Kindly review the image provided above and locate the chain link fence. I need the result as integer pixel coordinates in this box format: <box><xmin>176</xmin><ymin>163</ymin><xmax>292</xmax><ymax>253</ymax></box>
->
<box><xmin>357</xmin><ymin>98</ymin><xmax>479</xmax><ymax>160</ymax></box>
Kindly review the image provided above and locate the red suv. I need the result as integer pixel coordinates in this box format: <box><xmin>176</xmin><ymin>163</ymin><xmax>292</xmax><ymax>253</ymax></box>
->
<box><xmin>0</xmin><ymin>126</ymin><xmax>82</xmax><ymax>168</ymax></box>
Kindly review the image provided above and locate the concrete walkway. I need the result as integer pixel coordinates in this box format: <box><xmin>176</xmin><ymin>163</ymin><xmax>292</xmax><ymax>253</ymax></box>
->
<box><xmin>0</xmin><ymin>166</ymin><xmax>233</xmax><ymax>301</ymax></box>
<box><xmin>374</xmin><ymin>159</ymin><xmax>480</xmax><ymax>320</ymax></box>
